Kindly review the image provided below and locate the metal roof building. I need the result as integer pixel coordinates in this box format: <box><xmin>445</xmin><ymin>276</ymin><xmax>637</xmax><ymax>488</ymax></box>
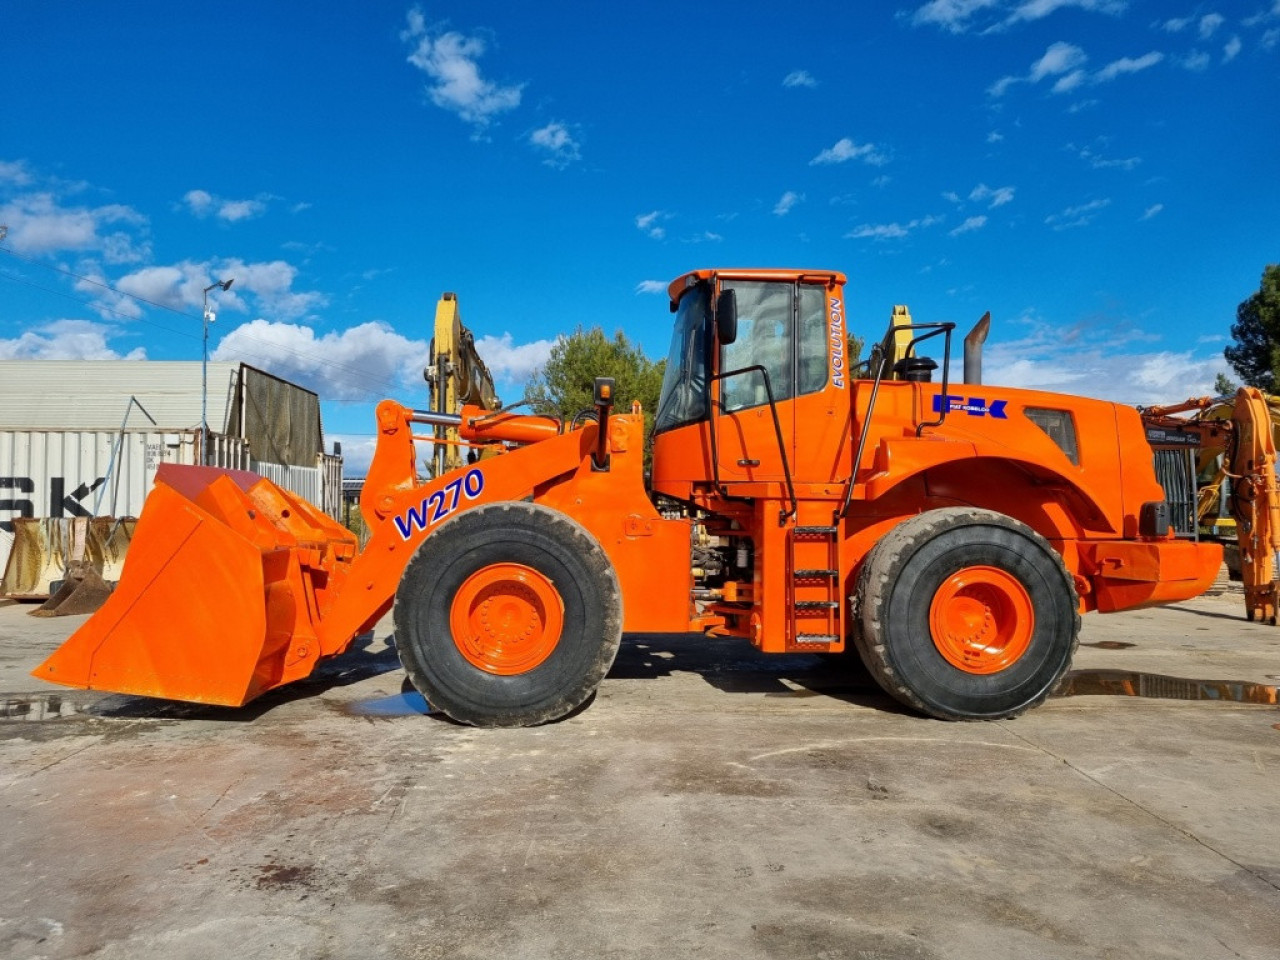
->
<box><xmin>0</xmin><ymin>361</ymin><xmax>243</xmax><ymax>432</ymax></box>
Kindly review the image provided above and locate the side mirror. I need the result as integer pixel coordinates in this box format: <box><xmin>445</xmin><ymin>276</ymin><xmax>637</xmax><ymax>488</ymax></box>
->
<box><xmin>715</xmin><ymin>289</ymin><xmax>738</xmax><ymax>345</ymax></box>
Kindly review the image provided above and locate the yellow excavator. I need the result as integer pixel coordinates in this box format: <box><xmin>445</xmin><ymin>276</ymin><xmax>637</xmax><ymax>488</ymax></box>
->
<box><xmin>1141</xmin><ymin>388</ymin><xmax>1280</xmax><ymax>623</ymax></box>
<box><xmin>423</xmin><ymin>293</ymin><xmax>500</xmax><ymax>477</ymax></box>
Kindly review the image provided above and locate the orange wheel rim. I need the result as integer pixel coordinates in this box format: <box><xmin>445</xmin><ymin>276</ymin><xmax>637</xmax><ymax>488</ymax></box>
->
<box><xmin>929</xmin><ymin>565</ymin><xmax>1034</xmax><ymax>675</ymax></box>
<box><xmin>450</xmin><ymin>563</ymin><xmax>564</xmax><ymax>676</ymax></box>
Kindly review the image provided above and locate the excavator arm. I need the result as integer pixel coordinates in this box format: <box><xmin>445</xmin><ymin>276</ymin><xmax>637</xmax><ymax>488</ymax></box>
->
<box><xmin>1142</xmin><ymin>387</ymin><xmax>1280</xmax><ymax>623</ymax></box>
<box><xmin>424</xmin><ymin>293</ymin><xmax>501</xmax><ymax>477</ymax></box>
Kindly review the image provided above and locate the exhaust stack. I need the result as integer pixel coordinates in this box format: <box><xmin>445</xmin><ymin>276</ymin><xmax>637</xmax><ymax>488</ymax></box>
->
<box><xmin>964</xmin><ymin>311</ymin><xmax>991</xmax><ymax>385</ymax></box>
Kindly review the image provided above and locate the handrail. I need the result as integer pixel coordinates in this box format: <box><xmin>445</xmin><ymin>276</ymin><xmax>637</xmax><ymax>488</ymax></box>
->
<box><xmin>834</xmin><ymin>321</ymin><xmax>955</xmax><ymax>522</ymax></box>
<box><xmin>711</xmin><ymin>364</ymin><xmax>798</xmax><ymax>525</ymax></box>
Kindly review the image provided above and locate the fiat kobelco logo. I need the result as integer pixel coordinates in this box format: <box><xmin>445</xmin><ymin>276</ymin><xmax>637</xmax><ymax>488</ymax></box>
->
<box><xmin>932</xmin><ymin>395</ymin><xmax>1009</xmax><ymax>419</ymax></box>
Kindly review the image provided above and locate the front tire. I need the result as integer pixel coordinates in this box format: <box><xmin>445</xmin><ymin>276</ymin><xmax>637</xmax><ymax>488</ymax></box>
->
<box><xmin>393</xmin><ymin>502</ymin><xmax>623</xmax><ymax>727</ymax></box>
<box><xmin>852</xmin><ymin>508</ymin><xmax>1079</xmax><ymax>720</ymax></box>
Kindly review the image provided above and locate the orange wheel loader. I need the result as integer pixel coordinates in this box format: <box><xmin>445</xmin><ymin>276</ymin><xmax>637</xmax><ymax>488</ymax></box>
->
<box><xmin>34</xmin><ymin>269</ymin><xmax>1223</xmax><ymax>726</ymax></box>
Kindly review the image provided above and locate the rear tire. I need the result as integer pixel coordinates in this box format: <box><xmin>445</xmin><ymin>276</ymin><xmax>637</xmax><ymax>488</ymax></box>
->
<box><xmin>852</xmin><ymin>508</ymin><xmax>1079</xmax><ymax>720</ymax></box>
<box><xmin>394</xmin><ymin>502</ymin><xmax>623</xmax><ymax>727</ymax></box>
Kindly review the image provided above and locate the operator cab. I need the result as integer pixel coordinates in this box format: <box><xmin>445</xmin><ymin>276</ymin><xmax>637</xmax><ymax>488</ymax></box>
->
<box><xmin>651</xmin><ymin>269</ymin><xmax>852</xmax><ymax>501</ymax></box>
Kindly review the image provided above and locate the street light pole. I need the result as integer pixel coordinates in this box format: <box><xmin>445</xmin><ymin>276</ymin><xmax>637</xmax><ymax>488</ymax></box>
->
<box><xmin>201</xmin><ymin>278</ymin><xmax>234</xmax><ymax>465</ymax></box>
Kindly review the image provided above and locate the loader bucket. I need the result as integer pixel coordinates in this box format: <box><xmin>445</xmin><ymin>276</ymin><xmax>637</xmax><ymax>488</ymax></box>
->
<box><xmin>32</xmin><ymin>464</ymin><xmax>358</xmax><ymax>707</ymax></box>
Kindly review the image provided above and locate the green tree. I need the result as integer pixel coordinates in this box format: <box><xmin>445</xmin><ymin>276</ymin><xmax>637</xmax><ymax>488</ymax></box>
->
<box><xmin>1225</xmin><ymin>264</ymin><xmax>1280</xmax><ymax>391</ymax></box>
<box><xmin>525</xmin><ymin>326</ymin><xmax>665</xmax><ymax>460</ymax></box>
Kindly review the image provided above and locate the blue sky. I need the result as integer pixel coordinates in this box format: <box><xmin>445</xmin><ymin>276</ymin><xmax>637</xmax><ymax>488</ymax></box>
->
<box><xmin>3</xmin><ymin>1</ymin><xmax>1278</xmax><ymax>472</ymax></box>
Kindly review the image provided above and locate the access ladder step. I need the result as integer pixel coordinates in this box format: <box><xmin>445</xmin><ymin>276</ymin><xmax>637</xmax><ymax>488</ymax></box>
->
<box><xmin>794</xmin><ymin>568</ymin><xmax>838</xmax><ymax>578</ymax></box>
<box><xmin>795</xmin><ymin>600</ymin><xmax>839</xmax><ymax>609</ymax></box>
<box><xmin>795</xmin><ymin>633</ymin><xmax>839</xmax><ymax>644</ymax></box>
<box><xmin>794</xmin><ymin>526</ymin><xmax>838</xmax><ymax>536</ymax></box>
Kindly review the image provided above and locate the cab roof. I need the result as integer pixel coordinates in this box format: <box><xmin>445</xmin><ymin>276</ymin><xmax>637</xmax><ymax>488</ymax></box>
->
<box><xmin>667</xmin><ymin>268</ymin><xmax>847</xmax><ymax>309</ymax></box>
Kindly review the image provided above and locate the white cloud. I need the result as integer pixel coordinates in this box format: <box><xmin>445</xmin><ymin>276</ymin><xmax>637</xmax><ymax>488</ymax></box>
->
<box><xmin>987</xmin><ymin>130</ymin><xmax>1005</xmax><ymax>142</ymax></box>
<box><xmin>473</xmin><ymin>332</ymin><xmax>555</xmax><ymax>383</ymax></box>
<box><xmin>970</xmin><ymin>183</ymin><xmax>1016</xmax><ymax>207</ymax></box>
<box><xmin>217</xmin><ymin>199</ymin><xmax>266</xmax><ymax>222</ymax></box>
<box><xmin>1141</xmin><ymin>203</ymin><xmax>1164</xmax><ymax>220</ymax></box>
<box><xmin>1094</xmin><ymin>51</ymin><xmax>1163</xmax><ymax>83</ymax></box>
<box><xmin>1223</xmin><ymin>34</ymin><xmax>1242</xmax><ymax>61</ymax></box>
<box><xmin>1001</xmin><ymin>0</ymin><xmax>1128</xmax><ymax>29</ymax></box>
<box><xmin>911</xmin><ymin>0</ymin><xmax>1002</xmax><ymax>32</ymax></box>
<box><xmin>990</xmin><ymin>41</ymin><xmax>1086</xmax><ymax>96</ymax></box>
<box><xmin>910</xmin><ymin>0</ymin><xmax>1125</xmax><ymax>33</ymax></box>
<box><xmin>845</xmin><ymin>215</ymin><xmax>943</xmax><ymax>240</ymax></box>
<box><xmin>0</xmin><ymin>159</ymin><xmax>35</xmax><ymax>186</ymax></box>
<box><xmin>401</xmin><ymin>9</ymin><xmax>524</xmax><ymax>132</ymax></box>
<box><xmin>529</xmin><ymin>122</ymin><xmax>581</xmax><ymax>168</ymax></box>
<box><xmin>950</xmin><ymin>215</ymin><xmax>988</xmax><ymax>236</ymax></box>
<box><xmin>1263</xmin><ymin>28</ymin><xmax>1280</xmax><ymax>50</ymax></box>
<box><xmin>1199</xmin><ymin>13</ymin><xmax>1225</xmax><ymax>39</ymax></box>
<box><xmin>782</xmin><ymin>69</ymin><xmax>817</xmax><ymax>88</ymax></box>
<box><xmin>72</xmin><ymin>262</ymin><xmax>143</xmax><ymax>321</ymax></box>
<box><xmin>217</xmin><ymin>258</ymin><xmax>327</xmax><ymax>319</ymax></box>
<box><xmin>0</xmin><ymin>318</ymin><xmax>145</xmax><ymax>361</ymax></box>
<box><xmin>1160</xmin><ymin>16</ymin><xmax>1194</xmax><ymax>33</ymax></box>
<box><xmin>183</xmin><ymin>189</ymin><xmax>214</xmax><ymax>216</ymax></box>
<box><xmin>1067</xmin><ymin>98</ymin><xmax>1099</xmax><ymax>112</ymax></box>
<box><xmin>1244</xmin><ymin>1</ymin><xmax>1280</xmax><ymax>27</ymax></box>
<box><xmin>1180</xmin><ymin>50</ymin><xmax>1212</xmax><ymax>71</ymax></box>
<box><xmin>809</xmin><ymin>137</ymin><xmax>889</xmax><ymax>166</ymax></box>
<box><xmin>992</xmin><ymin>42</ymin><xmax>1161</xmax><ymax>97</ymax></box>
<box><xmin>774</xmin><ymin>191</ymin><xmax>803</xmax><ymax>216</ymax></box>
<box><xmin>635</xmin><ymin>210</ymin><xmax>667</xmax><ymax>239</ymax></box>
<box><xmin>182</xmin><ymin>189</ymin><xmax>268</xmax><ymax>222</ymax></box>
<box><xmin>213</xmin><ymin>319</ymin><xmax>424</xmax><ymax>401</ymax></box>
<box><xmin>211</xmin><ymin>313</ymin><xmax>552</xmax><ymax>403</ymax></box>
<box><xmin>1071</xmin><ymin>143</ymin><xmax>1141</xmax><ymax>170</ymax></box>
<box><xmin>984</xmin><ymin>317</ymin><xmax>1227</xmax><ymax>405</ymax></box>
<box><xmin>113</xmin><ymin>258</ymin><xmax>326</xmax><ymax>321</ymax></box>
<box><xmin>1044</xmin><ymin>197</ymin><xmax>1111</xmax><ymax>229</ymax></box>
<box><xmin>635</xmin><ymin>280</ymin><xmax>667</xmax><ymax>295</ymax></box>
<box><xmin>0</xmin><ymin>191</ymin><xmax>148</xmax><ymax>262</ymax></box>
<box><xmin>1031</xmin><ymin>41</ymin><xmax>1089</xmax><ymax>81</ymax></box>
<box><xmin>1051</xmin><ymin>69</ymin><xmax>1088</xmax><ymax>93</ymax></box>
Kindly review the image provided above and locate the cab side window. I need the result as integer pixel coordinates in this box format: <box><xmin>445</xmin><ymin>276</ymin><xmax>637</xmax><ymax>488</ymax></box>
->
<box><xmin>719</xmin><ymin>280</ymin><xmax>827</xmax><ymax>412</ymax></box>
<box><xmin>797</xmin><ymin>284</ymin><xmax>828</xmax><ymax>393</ymax></box>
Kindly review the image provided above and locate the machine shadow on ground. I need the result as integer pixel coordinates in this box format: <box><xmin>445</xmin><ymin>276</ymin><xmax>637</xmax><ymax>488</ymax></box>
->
<box><xmin>611</xmin><ymin>632</ymin><xmax>911</xmax><ymax>714</ymax></box>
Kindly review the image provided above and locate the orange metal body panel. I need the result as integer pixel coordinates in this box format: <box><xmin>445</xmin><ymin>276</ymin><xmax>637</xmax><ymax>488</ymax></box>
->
<box><xmin>1081</xmin><ymin>539</ymin><xmax>1223</xmax><ymax>612</ymax></box>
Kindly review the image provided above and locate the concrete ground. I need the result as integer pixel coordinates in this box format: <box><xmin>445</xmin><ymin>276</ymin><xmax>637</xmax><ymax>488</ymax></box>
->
<box><xmin>1</xmin><ymin>593</ymin><xmax>1278</xmax><ymax>960</ymax></box>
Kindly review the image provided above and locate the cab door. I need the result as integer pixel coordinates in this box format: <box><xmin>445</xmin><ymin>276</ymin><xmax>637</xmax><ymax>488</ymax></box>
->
<box><xmin>714</xmin><ymin>278</ymin><xmax>847</xmax><ymax>486</ymax></box>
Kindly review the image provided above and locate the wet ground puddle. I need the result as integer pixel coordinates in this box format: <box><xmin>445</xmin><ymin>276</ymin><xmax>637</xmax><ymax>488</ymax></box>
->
<box><xmin>342</xmin><ymin>690</ymin><xmax>437</xmax><ymax>718</ymax></box>
<box><xmin>1058</xmin><ymin>670</ymin><xmax>1278</xmax><ymax>704</ymax></box>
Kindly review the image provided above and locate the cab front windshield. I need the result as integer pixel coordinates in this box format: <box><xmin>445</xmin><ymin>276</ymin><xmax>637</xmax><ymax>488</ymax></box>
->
<box><xmin>653</xmin><ymin>283</ymin><xmax>710</xmax><ymax>433</ymax></box>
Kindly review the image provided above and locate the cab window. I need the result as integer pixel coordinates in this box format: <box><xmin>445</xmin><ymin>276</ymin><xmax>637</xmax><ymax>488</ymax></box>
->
<box><xmin>719</xmin><ymin>280</ymin><xmax>827</xmax><ymax>412</ymax></box>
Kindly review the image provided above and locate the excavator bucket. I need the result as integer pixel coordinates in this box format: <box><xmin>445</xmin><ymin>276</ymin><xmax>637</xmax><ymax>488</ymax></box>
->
<box><xmin>32</xmin><ymin>464</ymin><xmax>358</xmax><ymax>707</ymax></box>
